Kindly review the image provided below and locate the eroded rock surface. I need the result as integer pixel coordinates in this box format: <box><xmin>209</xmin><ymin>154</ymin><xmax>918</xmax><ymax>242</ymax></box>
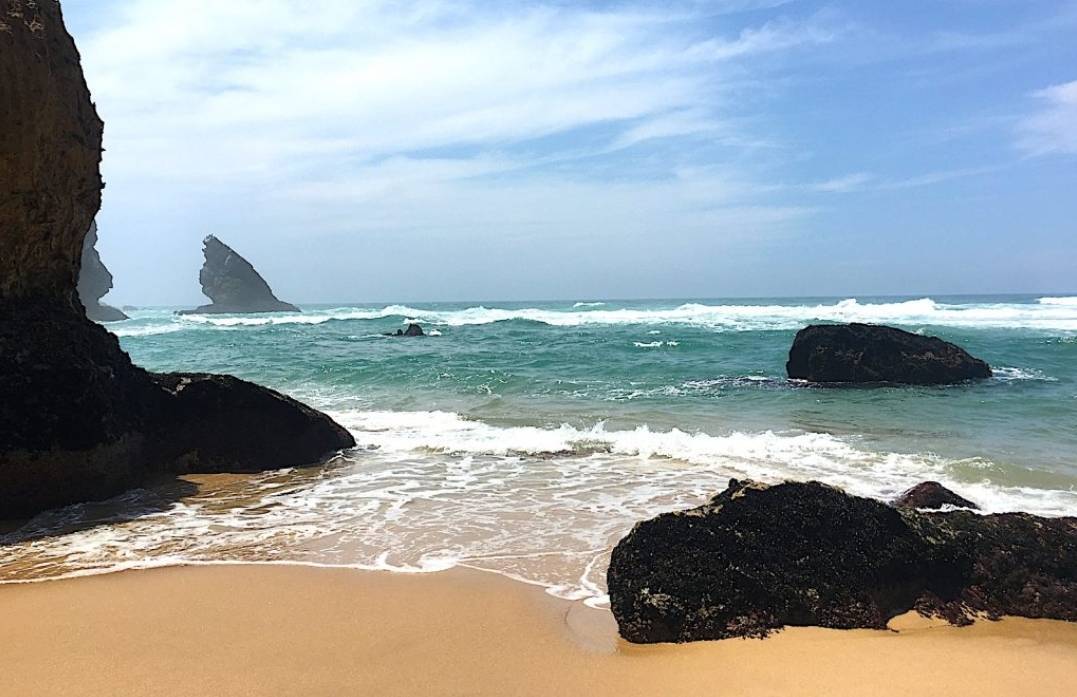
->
<box><xmin>608</xmin><ymin>479</ymin><xmax>1075</xmax><ymax>643</ymax></box>
<box><xmin>786</xmin><ymin>323</ymin><xmax>991</xmax><ymax>385</ymax></box>
<box><xmin>180</xmin><ymin>235</ymin><xmax>299</xmax><ymax>314</ymax></box>
<box><xmin>0</xmin><ymin>3</ymin><xmax>353</xmax><ymax>519</ymax></box>
<box><xmin>78</xmin><ymin>221</ymin><xmax>128</xmax><ymax>322</ymax></box>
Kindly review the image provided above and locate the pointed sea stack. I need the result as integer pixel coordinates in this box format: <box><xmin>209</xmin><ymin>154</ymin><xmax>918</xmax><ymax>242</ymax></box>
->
<box><xmin>0</xmin><ymin>4</ymin><xmax>353</xmax><ymax>519</ymax></box>
<box><xmin>179</xmin><ymin>235</ymin><xmax>299</xmax><ymax>314</ymax></box>
<box><xmin>78</xmin><ymin>221</ymin><xmax>128</xmax><ymax>322</ymax></box>
<box><xmin>786</xmin><ymin>323</ymin><xmax>992</xmax><ymax>385</ymax></box>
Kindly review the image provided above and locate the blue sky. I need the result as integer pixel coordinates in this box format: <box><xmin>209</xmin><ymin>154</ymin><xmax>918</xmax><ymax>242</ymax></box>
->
<box><xmin>62</xmin><ymin>0</ymin><xmax>1077</xmax><ymax>304</ymax></box>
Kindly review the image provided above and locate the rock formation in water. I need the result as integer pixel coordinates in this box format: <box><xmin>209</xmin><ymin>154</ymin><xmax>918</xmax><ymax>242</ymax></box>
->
<box><xmin>608</xmin><ymin>479</ymin><xmax>1075</xmax><ymax>643</ymax></box>
<box><xmin>0</xmin><ymin>3</ymin><xmax>354</xmax><ymax>519</ymax></box>
<box><xmin>893</xmin><ymin>481</ymin><xmax>979</xmax><ymax>510</ymax></box>
<box><xmin>179</xmin><ymin>235</ymin><xmax>299</xmax><ymax>314</ymax></box>
<box><xmin>385</xmin><ymin>323</ymin><xmax>425</xmax><ymax>337</ymax></box>
<box><xmin>78</xmin><ymin>221</ymin><xmax>128</xmax><ymax>322</ymax></box>
<box><xmin>786</xmin><ymin>323</ymin><xmax>992</xmax><ymax>385</ymax></box>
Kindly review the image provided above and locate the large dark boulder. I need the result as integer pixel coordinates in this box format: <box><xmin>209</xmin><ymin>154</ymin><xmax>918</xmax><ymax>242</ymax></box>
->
<box><xmin>149</xmin><ymin>373</ymin><xmax>354</xmax><ymax>473</ymax></box>
<box><xmin>78</xmin><ymin>221</ymin><xmax>128</xmax><ymax>322</ymax></box>
<box><xmin>893</xmin><ymin>481</ymin><xmax>979</xmax><ymax>510</ymax></box>
<box><xmin>179</xmin><ymin>235</ymin><xmax>299</xmax><ymax>314</ymax></box>
<box><xmin>608</xmin><ymin>479</ymin><xmax>1076</xmax><ymax>643</ymax></box>
<box><xmin>0</xmin><ymin>3</ymin><xmax>353</xmax><ymax>519</ymax></box>
<box><xmin>786</xmin><ymin>323</ymin><xmax>991</xmax><ymax>385</ymax></box>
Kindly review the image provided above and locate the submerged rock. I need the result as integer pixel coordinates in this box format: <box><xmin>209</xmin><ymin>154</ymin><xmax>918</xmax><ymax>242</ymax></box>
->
<box><xmin>385</xmin><ymin>323</ymin><xmax>425</xmax><ymax>337</ymax></box>
<box><xmin>179</xmin><ymin>235</ymin><xmax>299</xmax><ymax>314</ymax></box>
<box><xmin>893</xmin><ymin>481</ymin><xmax>979</xmax><ymax>510</ymax></box>
<box><xmin>78</xmin><ymin>221</ymin><xmax>128</xmax><ymax>322</ymax></box>
<box><xmin>608</xmin><ymin>479</ymin><xmax>1076</xmax><ymax>643</ymax></box>
<box><xmin>0</xmin><ymin>5</ymin><xmax>353</xmax><ymax>519</ymax></box>
<box><xmin>786</xmin><ymin>323</ymin><xmax>992</xmax><ymax>385</ymax></box>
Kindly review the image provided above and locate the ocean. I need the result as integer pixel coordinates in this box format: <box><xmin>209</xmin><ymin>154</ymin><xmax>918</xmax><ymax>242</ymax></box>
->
<box><xmin>2</xmin><ymin>295</ymin><xmax>1076</xmax><ymax>603</ymax></box>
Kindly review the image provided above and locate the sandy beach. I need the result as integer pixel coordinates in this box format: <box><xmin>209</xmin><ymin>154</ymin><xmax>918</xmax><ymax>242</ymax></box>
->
<box><xmin>2</xmin><ymin>564</ymin><xmax>1075</xmax><ymax>697</ymax></box>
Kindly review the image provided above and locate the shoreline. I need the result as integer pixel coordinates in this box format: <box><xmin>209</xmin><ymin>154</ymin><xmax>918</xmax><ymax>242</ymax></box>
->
<box><xmin>2</xmin><ymin>564</ymin><xmax>1075</xmax><ymax>697</ymax></box>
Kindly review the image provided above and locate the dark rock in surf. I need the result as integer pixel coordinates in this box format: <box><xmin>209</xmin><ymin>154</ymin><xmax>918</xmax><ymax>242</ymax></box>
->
<box><xmin>179</xmin><ymin>235</ymin><xmax>299</xmax><ymax>314</ymax></box>
<box><xmin>607</xmin><ymin>479</ymin><xmax>1076</xmax><ymax>643</ymax></box>
<box><xmin>0</xmin><ymin>5</ymin><xmax>353</xmax><ymax>519</ymax></box>
<box><xmin>78</xmin><ymin>221</ymin><xmax>128</xmax><ymax>322</ymax></box>
<box><xmin>148</xmin><ymin>373</ymin><xmax>354</xmax><ymax>472</ymax></box>
<box><xmin>385</xmin><ymin>323</ymin><xmax>425</xmax><ymax>337</ymax></box>
<box><xmin>893</xmin><ymin>481</ymin><xmax>979</xmax><ymax>510</ymax></box>
<box><xmin>786</xmin><ymin>323</ymin><xmax>991</xmax><ymax>385</ymax></box>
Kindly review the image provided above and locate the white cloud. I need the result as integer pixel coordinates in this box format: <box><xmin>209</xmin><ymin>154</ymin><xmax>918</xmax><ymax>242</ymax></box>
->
<box><xmin>80</xmin><ymin>0</ymin><xmax>834</xmax><ymax>184</ymax></box>
<box><xmin>811</xmin><ymin>172</ymin><xmax>874</xmax><ymax>193</ymax></box>
<box><xmin>71</xmin><ymin>0</ymin><xmax>842</xmax><ymax>302</ymax></box>
<box><xmin>1017</xmin><ymin>79</ymin><xmax>1077</xmax><ymax>156</ymax></box>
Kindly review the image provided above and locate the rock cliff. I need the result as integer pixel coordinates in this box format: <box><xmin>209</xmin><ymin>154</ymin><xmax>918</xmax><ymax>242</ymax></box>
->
<box><xmin>78</xmin><ymin>221</ymin><xmax>128</xmax><ymax>322</ymax></box>
<box><xmin>0</xmin><ymin>2</ymin><xmax>353</xmax><ymax>519</ymax></box>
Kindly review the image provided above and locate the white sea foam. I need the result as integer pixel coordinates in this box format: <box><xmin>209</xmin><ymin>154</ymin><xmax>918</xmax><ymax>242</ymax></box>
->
<box><xmin>992</xmin><ymin>366</ymin><xmax>1058</xmax><ymax>382</ymax></box>
<box><xmin>1037</xmin><ymin>296</ymin><xmax>1077</xmax><ymax>306</ymax></box>
<box><xmin>109</xmin><ymin>323</ymin><xmax>188</xmax><ymax>338</ymax></box>
<box><xmin>1</xmin><ymin>409</ymin><xmax>1073</xmax><ymax>601</ymax></box>
<box><xmin>573</xmin><ymin>301</ymin><xmax>607</xmax><ymax>308</ymax></box>
<box><xmin>132</xmin><ymin>298</ymin><xmax>1077</xmax><ymax>332</ymax></box>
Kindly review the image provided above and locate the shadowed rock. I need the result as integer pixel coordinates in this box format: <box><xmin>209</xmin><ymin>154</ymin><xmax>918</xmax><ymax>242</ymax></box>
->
<box><xmin>608</xmin><ymin>479</ymin><xmax>1075</xmax><ymax>643</ymax></box>
<box><xmin>786</xmin><ymin>323</ymin><xmax>991</xmax><ymax>385</ymax></box>
<box><xmin>179</xmin><ymin>235</ymin><xmax>299</xmax><ymax>314</ymax></box>
<box><xmin>894</xmin><ymin>481</ymin><xmax>979</xmax><ymax>510</ymax></box>
<box><xmin>78</xmin><ymin>221</ymin><xmax>128</xmax><ymax>322</ymax></box>
<box><xmin>0</xmin><ymin>4</ymin><xmax>353</xmax><ymax>519</ymax></box>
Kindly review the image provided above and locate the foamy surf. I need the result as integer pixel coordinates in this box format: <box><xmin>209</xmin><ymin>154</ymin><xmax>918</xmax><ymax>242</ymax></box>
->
<box><xmin>3</xmin><ymin>409</ymin><xmax>1071</xmax><ymax>604</ymax></box>
<box><xmin>108</xmin><ymin>297</ymin><xmax>1077</xmax><ymax>334</ymax></box>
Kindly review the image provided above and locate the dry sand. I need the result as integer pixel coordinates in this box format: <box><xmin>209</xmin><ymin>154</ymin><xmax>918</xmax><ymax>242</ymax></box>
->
<box><xmin>1</xmin><ymin>564</ymin><xmax>1075</xmax><ymax>697</ymax></box>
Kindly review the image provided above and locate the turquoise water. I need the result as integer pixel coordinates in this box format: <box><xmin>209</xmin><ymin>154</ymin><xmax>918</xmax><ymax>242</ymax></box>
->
<box><xmin>3</xmin><ymin>295</ymin><xmax>1076</xmax><ymax>599</ymax></box>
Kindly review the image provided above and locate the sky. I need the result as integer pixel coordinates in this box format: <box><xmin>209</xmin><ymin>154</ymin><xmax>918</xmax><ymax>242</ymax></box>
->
<box><xmin>62</xmin><ymin>0</ymin><xmax>1077</xmax><ymax>305</ymax></box>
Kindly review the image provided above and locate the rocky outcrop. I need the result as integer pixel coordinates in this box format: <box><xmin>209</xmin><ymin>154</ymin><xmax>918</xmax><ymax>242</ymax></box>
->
<box><xmin>179</xmin><ymin>235</ymin><xmax>299</xmax><ymax>314</ymax></box>
<box><xmin>786</xmin><ymin>323</ymin><xmax>992</xmax><ymax>385</ymax></box>
<box><xmin>0</xmin><ymin>3</ymin><xmax>354</xmax><ymax>519</ymax></box>
<box><xmin>608</xmin><ymin>479</ymin><xmax>1076</xmax><ymax>643</ymax></box>
<box><xmin>78</xmin><ymin>221</ymin><xmax>128</xmax><ymax>322</ymax></box>
<box><xmin>893</xmin><ymin>481</ymin><xmax>979</xmax><ymax>510</ymax></box>
<box><xmin>385</xmin><ymin>323</ymin><xmax>425</xmax><ymax>337</ymax></box>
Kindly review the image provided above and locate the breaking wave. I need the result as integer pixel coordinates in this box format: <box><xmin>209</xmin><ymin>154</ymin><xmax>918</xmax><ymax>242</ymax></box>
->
<box><xmin>1</xmin><ymin>409</ymin><xmax>1073</xmax><ymax>603</ymax></box>
<box><xmin>123</xmin><ymin>297</ymin><xmax>1077</xmax><ymax>333</ymax></box>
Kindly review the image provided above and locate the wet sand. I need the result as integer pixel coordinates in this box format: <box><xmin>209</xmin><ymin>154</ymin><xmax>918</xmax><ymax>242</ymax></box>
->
<box><xmin>1</xmin><ymin>564</ymin><xmax>1075</xmax><ymax>697</ymax></box>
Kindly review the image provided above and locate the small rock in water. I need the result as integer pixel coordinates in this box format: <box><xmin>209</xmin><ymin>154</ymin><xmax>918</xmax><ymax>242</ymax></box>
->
<box><xmin>385</xmin><ymin>323</ymin><xmax>425</xmax><ymax>337</ymax></box>
<box><xmin>893</xmin><ymin>481</ymin><xmax>979</xmax><ymax>510</ymax></box>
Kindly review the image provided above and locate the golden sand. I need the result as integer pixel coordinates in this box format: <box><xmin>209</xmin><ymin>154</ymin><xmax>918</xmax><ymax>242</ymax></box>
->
<box><xmin>1</xmin><ymin>564</ymin><xmax>1075</xmax><ymax>696</ymax></box>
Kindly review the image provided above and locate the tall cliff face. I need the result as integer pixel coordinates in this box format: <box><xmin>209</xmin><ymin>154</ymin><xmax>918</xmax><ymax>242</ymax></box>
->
<box><xmin>180</xmin><ymin>235</ymin><xmax>300</xmax><ymax>314</ymax></box>
<box><xmin>78</xmin><ymin>221</ymin><xmax>128</xmax><ymax>322</ymax></box>
<box><xmin>0</xmin><ymin>2</ymin><xmax>353</xmax><ymax>519</ymax></box>
<box><xmin>0</xmin><ymin>0</ymin><xmax>103</xmax><ymax>309</ymax></box>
